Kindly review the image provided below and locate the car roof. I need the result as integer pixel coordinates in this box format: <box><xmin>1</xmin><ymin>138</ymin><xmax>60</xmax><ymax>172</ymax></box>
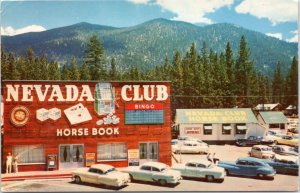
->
<box><xmin>253</xmin><ymin>145</ymin><xmax>271</xmax><ymax>148</ymax></box>
<box><xmin>183</xmin><ymin>141</ymin><xmax>200</xmax><ymax>144</ymax></box>
<box><xmin>91</xmin><ymin>164</ymin><xmax>114</xmax><ymax>171</ymax></box>
<box><xmin>142</xmin><ymin>162</ymin><xmax>167</xmax><ymax>169</ymax></box>
<box><xmin>187</xmin><ymin>159</ymin><xmax>211</xmax><ymax>165</ymax></box>
<box><xmin>238</xmin><ymin>157</ymin><xmax>266</xmax><ymax>163</ymax></box>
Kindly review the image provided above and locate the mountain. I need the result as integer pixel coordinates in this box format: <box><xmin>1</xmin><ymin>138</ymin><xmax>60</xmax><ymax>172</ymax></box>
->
<box><xmin>1</xmin><ymin>18</ymin><xmax>297</xmax><ymax>74</ymax></box>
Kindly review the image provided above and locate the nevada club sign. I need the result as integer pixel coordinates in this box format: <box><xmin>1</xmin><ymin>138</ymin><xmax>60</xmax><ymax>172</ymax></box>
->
<box><xmin>5</xmin><ymin>84</ymin><xmax>169</xmax><ymax>102</ymax></box>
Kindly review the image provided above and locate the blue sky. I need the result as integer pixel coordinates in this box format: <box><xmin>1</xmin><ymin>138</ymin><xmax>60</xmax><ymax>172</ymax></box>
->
<box><xmin>1</xmin><ymin>0</ymin><xmax>298</xmax><ymax>42</ymax></box>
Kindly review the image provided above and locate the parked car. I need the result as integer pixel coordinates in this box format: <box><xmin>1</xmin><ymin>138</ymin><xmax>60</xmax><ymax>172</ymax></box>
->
<box><xmin>287</xmin><ymin>127</ymin><xmax>298</xmax><ymax>137</ymax></box>
<box><xmin>249</xmin><ymin>145</ymin><xmax>275</xmax><ymax>159</ymax></box>
<box><xmin>121</xmin><ymin>162</ymin><xmax>182</xmax><ymax>186</ymax></box>
<box><xmin>172</xmin><ymin>141</ymin><xmax>209</xmax><ymax>154</ymax></box>
<box><xmin>72</xmin><ymin>164</ymin><xmax>130</xmax><ymax>187</ymax></box>
<box><xmin>273</xmin><ymin>135</ymin><xmax>298</xmax><ymax>146</ymax></box>
<box><xmin>177</xmin><ymin>136</ymin><xmax>209</xmax><ymax>147</ymax></box>
<box><xmin>272</xmin><ymin>145</ymin><xmax>298</xmax><ymax>156</ymax></box>
<box><xmin>236</xmin><ymin>136</ymin><xmax>274</xmax><ymax>146</ymax></box>
<box><xmin>217</xmin><ymin>157</ymin><xmax>276</xmax><ymax>180</ymax></box>
<box><xmin>172</xmin><ymin>159</ymin><xmax>225</xmax><ymax>182</ymax></box>
<box><xmin>263</xmin><ymin>155</ymin><xmax>299</xmax><ymax>176</ymax></box>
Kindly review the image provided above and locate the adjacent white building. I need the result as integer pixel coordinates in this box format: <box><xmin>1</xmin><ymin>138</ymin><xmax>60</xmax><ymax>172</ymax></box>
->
<box><xmin>173</xmin><ymin>108</ymin><xmax>265</xmax><ymax>143</ymax></box>
<box><xmin>257</xmin><ymin>112</ymin><xmax>288</xmax><ymax>134</ymax></box>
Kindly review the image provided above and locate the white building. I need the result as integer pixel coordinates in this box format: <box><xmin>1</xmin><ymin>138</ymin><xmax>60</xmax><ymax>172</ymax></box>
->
<box><xmin>257</xmin><ymin>112</ymin><xmax>288</xmax><ymax>134</ymax></box>
<box><xmin>174</xmin><ymin>108</ymin><xmax>265</xmax><ymax>143</ymax></box>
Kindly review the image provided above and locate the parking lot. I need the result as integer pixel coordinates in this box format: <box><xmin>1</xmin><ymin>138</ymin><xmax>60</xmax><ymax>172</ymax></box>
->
<box><xmin>2</xmin><ymin>144</ymin><xmax>299</xmax><ymax>192</ymax></box>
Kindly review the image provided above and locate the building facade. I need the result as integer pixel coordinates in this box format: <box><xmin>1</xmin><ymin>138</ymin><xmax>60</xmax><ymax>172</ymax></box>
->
<box><xmin>257</xmin><ymin>112</ymin><xmax>288</xmax><ymax>134</ymax></box>
<box><xmin>2</xmin><ymin>81</ymin><xmax>172</xmax><ymax>172</ymax></box>
<box><xmin>174</xmin><ymin>108</ymin><xmax>264</xmax><ymax>143</ymax></box>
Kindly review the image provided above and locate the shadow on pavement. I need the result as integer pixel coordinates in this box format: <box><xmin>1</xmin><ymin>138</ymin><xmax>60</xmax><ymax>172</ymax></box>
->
<box><xmin>69</xmin><ymin>181</ymin><xmax>127</xmax><ymax>190</ymax></box>
<box><xmin>129</xmin><ymin>180</ymin><xmax>180</xmax><ymax>188</ymax></box>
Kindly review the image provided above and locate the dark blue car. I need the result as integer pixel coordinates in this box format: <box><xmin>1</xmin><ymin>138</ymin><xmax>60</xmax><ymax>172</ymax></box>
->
<box><xmin>263</xmin><ymin>157</ymin><xmax>298</xmax><ymax>176</ymax></box>
<box><xmin>218</xmin><ymin>157</ymin><xmax>276</xmax><ymax>180</ymax></box>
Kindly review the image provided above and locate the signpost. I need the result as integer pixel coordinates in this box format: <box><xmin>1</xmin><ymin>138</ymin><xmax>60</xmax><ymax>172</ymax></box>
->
<box><xmin>47</xmin><ymin>154</ymin><xmax>57</xmax><ymax>170</ymax></box>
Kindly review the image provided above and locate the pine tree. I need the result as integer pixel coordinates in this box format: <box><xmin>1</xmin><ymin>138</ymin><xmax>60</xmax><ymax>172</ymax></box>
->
<box><xmin>61</xmin><ymin>65</ymin><xmax>71</xmax><ymax>80</ymax></box>
<box><xmin>40</xmin><ymin>54</ymin><xmax>49</xmax><ymax>80</ymax></box>
<box><xmin>69</xmin><ymin>57</ymin><xmax>80</xmax><ymax>80</ymax></box>
<box><xmin>225</xmin><ymin>42</ymin><xmax>235</xmax><ymax>107</ymax></box>
<box><xmin>25</xmin><ymin>47</ymin><xmax>36</xmax><ymax>80</ymax></box>
<box><xmin>48</xmin><ymin>61</ymin><xmax>61</xmax><ymax>80</ymax></box>
<box><xmin>285</xmin><ymin>56</ymin><xmax>298</xmax><ymax>108</ymax></box>
<box><xmin>84</xmin><ymin>35</ymin><xmax>105</xmax><ymax>80</ymax></box>
<box><xmin>272</xmin><ymin>62</ymin><xmax>283</xmax><ymax>103</ymax></box>
<box><xmin>109</xmin><ymin>57</ymin><xmax>118</xmax><ymax>80</ymax></box>
<box><xmin>1</xmin><ymin>48</ymin><xmax>9</xmax><ymax>80</ymax></box>
<box><xmin>8</xmin><ymin>52</ymin><xmax>20</xmax><ymax>80</ymax></box>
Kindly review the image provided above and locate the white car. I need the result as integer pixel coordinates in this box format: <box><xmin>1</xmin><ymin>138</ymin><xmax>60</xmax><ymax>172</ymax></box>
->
<box><xmin>177</xmin><ymin>136</ymin><xmax>209</xmax><ymax>146</ymax></box>
<box><xmin>249</xmin><ymin>145</ymin><xmax>275</xmax><ymax>159</ymax></box>
<box><xmin>172</xmin><ymin>159</ymin><xmax>225</xmax><ymax>182</ymax></box>
<box><xmin>72</xmin><ymin>164</ymin><xmax>130</xmax><ymax>187</ymax></box>
<box><xmin>121</xmin><ymin>162</ymin><xmax>182</xmax><ymax>186</ymax></box>
<box><xmin>173</xmin><ymin>141</ymin><xmax>209</xmax><ymax>154</ymax></box>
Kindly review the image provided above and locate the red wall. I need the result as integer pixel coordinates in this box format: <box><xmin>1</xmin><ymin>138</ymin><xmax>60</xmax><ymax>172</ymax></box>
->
<box><xmin>2</xmin><ymin>81</ymin><xmax>172</xmax><ymax>172</ymax></box>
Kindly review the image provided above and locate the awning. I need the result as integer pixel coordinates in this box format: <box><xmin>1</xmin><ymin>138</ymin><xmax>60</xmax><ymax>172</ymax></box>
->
<box><xmin>237</xmin><ymin>125</ymin><xmax>247</xmax><ymax>130</ymax></box>
<box><xmin>223</xmin><ymin>125</ymin><xmax>232</xmax><ymax>130</ymax></box>
<box><xmin>204</xmin><ymin>125</ymin><xmax>212</xmax><ymax>130</ymax></box>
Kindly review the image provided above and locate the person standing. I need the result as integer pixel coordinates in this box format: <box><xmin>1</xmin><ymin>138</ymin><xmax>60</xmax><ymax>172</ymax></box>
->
<box><xmin>13</xmin><ymin>155</ymin><xmax>18</xmax><ymax>173</ymax></box>
<box><xmin>207</xmin><ymin>153</ymin><xmax>213</xmax><ymax>162</ymax></box>
<box><xmin>6</xmin><ymin>152</ymin><xmax>12</xmax><ymax>174</ymax></box>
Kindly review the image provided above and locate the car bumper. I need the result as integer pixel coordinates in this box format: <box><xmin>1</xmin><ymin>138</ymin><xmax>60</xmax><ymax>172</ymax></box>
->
<box><xmin>168</xmin><ymin>176</ymin><xmax>182</xmax><ymax>184</ymax></box>
<box><xmin>115</xmin><ymin>178</ymin><xmax>130</xmax><ymax>187</ymax></box>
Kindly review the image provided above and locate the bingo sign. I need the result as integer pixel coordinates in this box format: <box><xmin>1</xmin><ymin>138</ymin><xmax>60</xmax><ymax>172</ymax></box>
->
<box><xmin>184</xmin><ymin>127</ymin><xmax>200</xmax><ymax>134</ymax></box>
<box><xmin>125</xmin><ymin>104</ymin><xmax>164</xmax><ymax>124</ymax></box>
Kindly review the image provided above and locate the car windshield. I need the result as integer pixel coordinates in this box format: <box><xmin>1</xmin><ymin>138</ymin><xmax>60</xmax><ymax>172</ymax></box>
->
<box><xmin>104</xmin><ymin>168</ymin><xmax>116</xmax><ymax>174</ymax></box>
<box><xmin>160</xmin><ymin>166</ymin><xmax>169</xmax><ymax>172</ymax></box>
<box><xmin>261</xmin><ymin>147</ymin><xmax>272</xmax><ymax>151</ymax></box>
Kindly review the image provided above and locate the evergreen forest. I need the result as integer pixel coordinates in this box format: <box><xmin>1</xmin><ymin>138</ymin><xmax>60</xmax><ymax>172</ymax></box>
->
<box><xmin>1</xmin><ymin>35</ymin><xmax>298</xmax><ymax>116</ymax></box>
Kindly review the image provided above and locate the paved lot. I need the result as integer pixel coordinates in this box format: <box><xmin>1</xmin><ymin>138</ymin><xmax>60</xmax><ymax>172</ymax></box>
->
<box><xmin>2</xmin><ymin>145</ymin><xmax>299</xmax><ymax>192</ymax></box>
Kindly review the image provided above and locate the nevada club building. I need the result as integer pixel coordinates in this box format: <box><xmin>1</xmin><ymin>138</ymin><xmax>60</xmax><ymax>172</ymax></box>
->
<box><xmin>2</xmin><ymin>81</ymin><xmax>172</xmax><ymax>172</ymax></box>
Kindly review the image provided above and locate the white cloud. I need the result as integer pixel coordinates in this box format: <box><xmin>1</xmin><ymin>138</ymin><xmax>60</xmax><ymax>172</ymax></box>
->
<box><xmin>127</xmin><ymin>0</ymin><xmax>234</xmax><ymax>24</ymax></box>
<box><xmin>235</xmin><ymin>0</ymin><xmax>298</xmax><ymax>25</ymax></box>
<box><xmin>127</xmin><ymin>0</ymin><xmax>151</xmax><ymax>4</ymax></box>
<box><xmin>1</xmin><ymin>25</ymin><xmax>46</xmax><ymax>36</ymax></box>
<box><xmin>266</xmin><ymin>32</ymin><xmax>282</xmax><ymax>40</ymax></box>
<box><xmin>286</xmin><ymin>30</ymin><xmax>298</xmax><ymax>42</ymax></box>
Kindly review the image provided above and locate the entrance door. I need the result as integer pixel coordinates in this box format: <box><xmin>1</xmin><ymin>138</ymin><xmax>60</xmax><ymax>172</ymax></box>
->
<box><xmin>139</xmin><ymin>142</ymin><xmax>158</xmax><ymax>165</ymax></box>
<box><xmin>59</xmin><ymin>144</ymin><xmax>84</xmax><ymax>170</ymax></box>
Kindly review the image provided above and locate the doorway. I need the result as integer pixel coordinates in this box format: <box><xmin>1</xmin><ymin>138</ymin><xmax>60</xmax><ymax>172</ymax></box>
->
<box><xmin>59</xmin><ymin>144</ymin><xmax>84</xmax><ymax>170</ymax></box>
<box><xmin>139</xmin><ymin>142</ymin><xmax>158</xmax><ymax>165</ymax></box>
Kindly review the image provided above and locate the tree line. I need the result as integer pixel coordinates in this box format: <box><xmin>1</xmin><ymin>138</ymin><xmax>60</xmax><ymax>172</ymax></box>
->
<box><xmin>1</xmin><ymin>35</ymin><xmax>298</xmax><ymax>115</ymax></box>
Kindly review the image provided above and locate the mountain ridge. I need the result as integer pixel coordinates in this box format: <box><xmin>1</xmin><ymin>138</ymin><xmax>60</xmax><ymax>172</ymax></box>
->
<box><xmin>2</xmin><ymin>19</ymin><xmax>297</xmax><ymax>75</ymax></box>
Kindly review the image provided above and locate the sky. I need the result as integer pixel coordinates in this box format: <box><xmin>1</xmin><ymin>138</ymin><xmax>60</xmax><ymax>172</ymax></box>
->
<box><xmin>0</xmin><ymin>0</ymin><xmax>298</xmax><ymax>42</ymax></box>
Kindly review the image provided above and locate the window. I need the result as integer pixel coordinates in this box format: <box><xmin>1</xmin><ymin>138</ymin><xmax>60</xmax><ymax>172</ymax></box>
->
<box><xmin>141</xmin><ymin>166</ymin><xmax>151</xmax><ymax>171</ymax></box>
<box><xmin>13</xmin><ymin>145</ymin><xmax>45</xmax><ymax>164</ymax></box>
<box><xmin>222</xmin><ymin>124</ymin><xmax>231</xmax><ymax>135</ymax></box>
<box><xmin>149</xmin><ymin>143</ymin><xmax>158</xmax><ymax>159</ymax></box>
<box><xmin>237</xmin><ymin>160</ymin><xmax>247</xmax><ymax>165</ymax></box>
<box><xmin>280</xmin><ymin>124</ymin><xmax>285</xmax><ymax>130</ymax></box>
<box><xmin>269</xmin><ymin>124</ymin><xmax>280</xmax><ymax>129</ymax></box>
<box><xmin>151</xmin><ymin>167</ymin><xmax>160</xmax><ymax>172</ymax></box>
<box><xmin>203</xmin><ymin>124</ymin><xmax>212</xmax><ymax>135</ymax></box>
<box><xmin>236</xmin><ymin>124</ymin><xmax>247</xmax><ymax>135</ymax></box>
<box><xmin>186</xmin><ymin>163</ymin><xmax>197</xmax><ymax>167</ymax></box>
<box><xmin>197</xmin><ymin>164</ymin><xmax>206</xmax><ymax>168</ymax></box>
<box><xmin>97</xmin><ymin>143</ymin><xmax>127</xmax><ymax>161</ymax></box>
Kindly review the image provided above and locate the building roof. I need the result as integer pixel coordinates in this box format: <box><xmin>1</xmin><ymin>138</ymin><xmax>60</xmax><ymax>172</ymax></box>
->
<box><xmin>175</xmin><ymin>108</ymin><xmax>258</xmax><ymax>124</ymax></box>
<box><xmin>255</xmin><ymin>103</ymin><xmax>280</xmax><ymax>110</ymax></box>
<box><xmin>286</xmin><ymin>105</ymin><xmax>297</xmax><ymax>110</ymax></box>
<box><xmin>259</xmin><ymin>112</ymin><xmax>288</xmax><ymax>124</ymax></box>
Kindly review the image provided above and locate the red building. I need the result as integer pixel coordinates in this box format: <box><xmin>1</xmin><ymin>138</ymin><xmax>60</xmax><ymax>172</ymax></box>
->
<box><xmin>2</xmin><ymin>81</ymin><xmax>171</xmax><ymax>172</ymax></box>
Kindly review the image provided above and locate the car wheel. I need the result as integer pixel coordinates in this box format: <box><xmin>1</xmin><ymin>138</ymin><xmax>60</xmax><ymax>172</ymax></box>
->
<box><xmin>129</xmin><ymin>174</ymin><xmax>134</xmax><ymax>182</ymax></box>
<box><xmin>158</xmin><ymin>179</ymin><xmax>167</xmax><ymax>186</ymax></box>
<box><xmin>206</xmin><ymin>175</ymin><xmax>214</xmax><ymax>182</ymax></box>
<box><xmin>257</xmin><ymin>173</ymin><xmax>265</xmax><ymax>179</ymax></box>
<box><xmin>74</xmin><ymin>176</ymin><xmax>81</xmax><ymax>183</ymax></box>
<box><xmin>225</xmin><ymin>170</ymin><xmax>230</xmax><ymax>176</ymax></box>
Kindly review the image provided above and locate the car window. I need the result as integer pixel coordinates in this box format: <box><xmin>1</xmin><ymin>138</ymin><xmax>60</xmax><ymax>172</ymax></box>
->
<box><xmin>186</xmin><ymin>163</ymin><xmax>197</xmax><ymax>167</ymax></box>
<box><xmin>261</xmin><ymin>147</ymin><xmax>272</xmax><ymax>151</ymax></box>
<box><xmin>104</xmin><ymin>168</ymin><xmax>115</xmax><ymax>174</ymax></box>
<box><xmin>88</xmin><ymin>168</ymin><xmax>98</xmax><ymax>173</ymax></box>
<box><xmin>197</xmin><ymin>164</ymin><xmax>206</xmax><ymax>168</ymax></box>
<box><xmin>151</xmin><ymin>167</ymin><xmax>160</xmax><ymax>172</ymax></box>
<box><xmin>140</xmin><ymin>166</ymin><xmax>151</xmax><ymax>171</ymax></box>
<box><xmin>237</xmin><ymin>160</ymin><xmax>247</xmax><ymax>165</ymax></box>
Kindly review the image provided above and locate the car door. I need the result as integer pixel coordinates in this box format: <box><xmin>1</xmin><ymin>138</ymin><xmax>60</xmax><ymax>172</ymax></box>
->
<box><xmin>246</xmin><ymin>161</ymin><xmax>260</xmax><ymax>176</ymax></box>
<box><xmin>86</xmin><ymin>168</ymin><xmax>99</xmax><ymax>184</ymax></box>
<box><xmin>195</xmin><ymin>163</ymin><xmax>207</xmax><ymax>178</ymax></box>
<box><xmin>234</xmin><ymin>160</ymin><xmax>250</xmax><ymax>175</ymax></box>
<box><xmin>139</xmin><ymin>166</ymin><xmax>152</xmax><ymax>181</ymax></box>
<box><xmin>184</xmin><ymin>163</ymin><xmax>197</xmax><ymax>177</ymax></box>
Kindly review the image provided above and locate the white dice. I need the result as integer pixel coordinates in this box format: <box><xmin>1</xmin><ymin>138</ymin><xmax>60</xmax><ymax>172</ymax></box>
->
<box><xmin>36</xmin><ymin>108</ymin><xmax>49</xmax><ymax>122</ymax></box>
<box><xmin>49</xmin><ymin>108</ymin><xmax>61</xmax><ymax>121</ymax></box>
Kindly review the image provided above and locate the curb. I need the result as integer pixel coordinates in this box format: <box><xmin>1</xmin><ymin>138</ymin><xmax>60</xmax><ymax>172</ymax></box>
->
<box><xmin>2</xmin><ymin>174</ymin><xmax>72</xmax><ymax>182</ymax></box>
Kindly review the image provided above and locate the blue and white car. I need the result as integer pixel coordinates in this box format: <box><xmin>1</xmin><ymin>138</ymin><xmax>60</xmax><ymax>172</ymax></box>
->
<box><xmin>218</xmin><ymin>157</ymin><xmax>276</xmax><ymax>180</ymax></box>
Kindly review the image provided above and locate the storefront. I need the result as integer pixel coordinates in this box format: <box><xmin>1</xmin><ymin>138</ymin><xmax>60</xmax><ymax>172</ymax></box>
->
<box><xmin>257</xmin><ymin>111</ymin><xmax>288</xmax><ymax>134</ymax></box>
<box><xmin>173</xmin><ymin>108</ymin><xmax>264</xmax><ymax>143</ymax></box>
<box><xmin>2</xmin><ymin>81</ymin><xmax>172</xmax><ymax>172</ymax></box>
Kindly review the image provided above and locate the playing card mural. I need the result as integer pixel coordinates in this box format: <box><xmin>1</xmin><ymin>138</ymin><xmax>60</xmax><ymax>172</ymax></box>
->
<box><xmin>94</xmin><ymin>83</ymin><xmax>115</xmax><ymax>116</ymax></box>
<box><xmin>64</xmin><ymin>103</ymin><xmax>92</xmax><ymax>125</ymax></box>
